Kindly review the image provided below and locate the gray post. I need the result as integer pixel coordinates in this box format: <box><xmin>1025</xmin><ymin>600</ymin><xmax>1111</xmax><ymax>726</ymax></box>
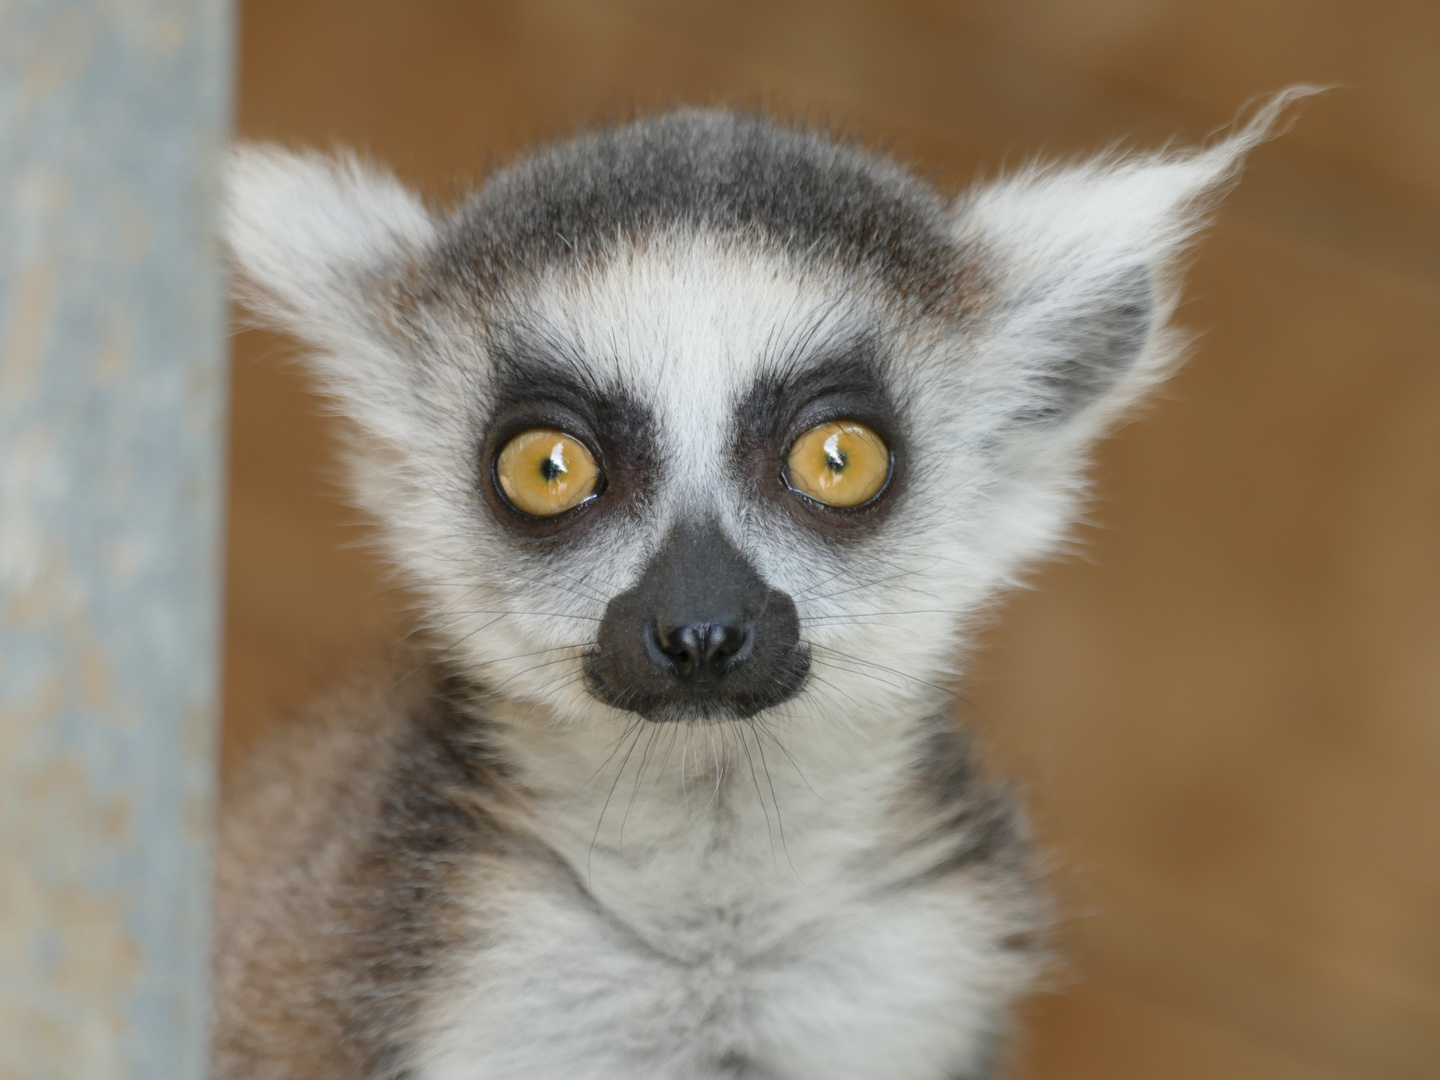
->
<box><xmin>0</xmin><ymin>2</ymin><xmax>232</xmax><ymax>1077</ymax></box>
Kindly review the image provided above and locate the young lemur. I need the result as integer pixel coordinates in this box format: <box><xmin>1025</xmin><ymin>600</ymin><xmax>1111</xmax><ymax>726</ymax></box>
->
<box><xmin>215</xmin><ymin>95</ymin><xmax>1304</xmax><ymax>1079</ymax></box>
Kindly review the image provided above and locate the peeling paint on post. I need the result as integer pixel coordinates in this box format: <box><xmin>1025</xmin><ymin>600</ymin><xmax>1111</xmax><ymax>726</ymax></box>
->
<box><xmin>0</xmin><ymin>2</ymin><xmax>232</xmax><ymax>1077</ymax></box>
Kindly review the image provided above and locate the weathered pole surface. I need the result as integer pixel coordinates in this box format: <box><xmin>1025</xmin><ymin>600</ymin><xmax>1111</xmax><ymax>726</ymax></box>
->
<box><xmin>0</xmin><ymin>1</ymin><xmax>232</xmax><ymax>1077</ymax></box>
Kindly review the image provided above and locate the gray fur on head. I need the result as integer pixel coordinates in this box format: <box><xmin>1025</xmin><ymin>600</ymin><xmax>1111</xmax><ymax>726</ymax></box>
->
<box><xmin>217</xmin><ymin>92</ymin><xmax>1312</xmax><ymax>1080</ymax></box>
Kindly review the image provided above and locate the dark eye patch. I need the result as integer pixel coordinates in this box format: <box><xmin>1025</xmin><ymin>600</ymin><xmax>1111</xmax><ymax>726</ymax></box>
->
<box><xmin>479</xmin><ymin>337</ymin><xmax>660</xmax><ymax>541</ymax></box>
<box><xmin>729</xmin><ymin>333</ymin><xmax>908</xmax><ymax>538</ymax></box>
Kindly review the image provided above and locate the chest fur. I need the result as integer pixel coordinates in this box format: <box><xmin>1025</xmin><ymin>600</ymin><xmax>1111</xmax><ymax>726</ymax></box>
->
<box><xmin>419</xmin><ymin>882</ymin><xmax>1017</xmax><ymax>1080</ymax></box>
<box><xmin>410</xmin><ymin>790</ymin><xmax>1032</xmax><ymax>1080</ymax></box>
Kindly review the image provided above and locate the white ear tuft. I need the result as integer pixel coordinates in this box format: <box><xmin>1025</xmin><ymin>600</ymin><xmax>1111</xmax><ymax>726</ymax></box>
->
<box><xmin>222</xmin><ymin>145</ymin><xmax>435</xmax><ymax>342</ymax></box>
<box><xmin>958</xmin><ymin>87</ymin><xmax>1321</xmax><ymax>439</ymax></box>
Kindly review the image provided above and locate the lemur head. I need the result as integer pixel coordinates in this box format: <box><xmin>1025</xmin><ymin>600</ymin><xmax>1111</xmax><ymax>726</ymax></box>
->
<box><xmin>226</xmin><ymin>102</ymin><xmax>1294</xmax><ymax>731</ymax></box>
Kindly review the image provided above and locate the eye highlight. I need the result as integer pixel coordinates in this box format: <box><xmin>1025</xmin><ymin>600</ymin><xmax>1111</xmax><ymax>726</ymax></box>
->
<box><xmin>785</xmin><ymin>420</ymin><xmax>890</xmax><ymax>508</ymax></box>
<box><xmin>495</xmin><ymin>428</ymin><xmax>600</xmax><ymax>517</ymax></box>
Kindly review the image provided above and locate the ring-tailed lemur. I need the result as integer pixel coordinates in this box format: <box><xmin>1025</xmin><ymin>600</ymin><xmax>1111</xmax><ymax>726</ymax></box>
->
<box><xmin>214</xmin><ymin>93</ymin><xmax>1308</xmax><ymax>1079</ymax></box>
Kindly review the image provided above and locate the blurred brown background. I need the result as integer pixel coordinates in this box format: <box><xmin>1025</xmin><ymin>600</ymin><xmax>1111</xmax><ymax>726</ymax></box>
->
<box><xmin>222</xmin><ymin>3</ymin><xmax>1440</xmax><ymax>1078</ymax></box>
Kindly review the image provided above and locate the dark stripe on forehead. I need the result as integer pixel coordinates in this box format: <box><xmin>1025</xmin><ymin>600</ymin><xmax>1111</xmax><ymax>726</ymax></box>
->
<box><xmin>435</xmin><ymin>109</ymin><xmax>973</xmax><ymax>314</ymax></box>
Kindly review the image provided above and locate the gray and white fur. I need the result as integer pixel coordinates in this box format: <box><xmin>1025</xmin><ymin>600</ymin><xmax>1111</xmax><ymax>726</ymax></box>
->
<box><xmin>214</xmin><ymin>95</ymin><xmax>1307</xmax><ymax>1079</ymax></box>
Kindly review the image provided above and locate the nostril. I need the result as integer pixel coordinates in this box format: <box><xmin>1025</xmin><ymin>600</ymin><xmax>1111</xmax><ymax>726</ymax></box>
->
<box><xmin>652</xmin><ymin>622</ymin><xmax>696</xmax><ymax>678</ymax></box>
<box><xmin>650</xmin><ymin>620</ymin><xmax>751</xmax><ymax>683</ymax></box>
<box><xmin>709</xmin><ymin>623</ymin><xmax>748</xmax><ymax>665</ymax></box>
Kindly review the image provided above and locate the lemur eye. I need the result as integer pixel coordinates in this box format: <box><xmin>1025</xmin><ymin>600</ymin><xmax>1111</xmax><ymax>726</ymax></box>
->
<box><xmin>495</xmin><ymin>429</ymin><xmax>600</xmax><ymax>517</ymax></box>
<box><xmin>785</xmin><ymin>420</ymin><xmax>890</xmax><ymax>508</ymax></box>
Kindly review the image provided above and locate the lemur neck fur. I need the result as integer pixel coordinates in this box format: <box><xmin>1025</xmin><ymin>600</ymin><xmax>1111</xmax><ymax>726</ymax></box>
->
<box><xmin>483</xmin><ymin>684</ymin><xmax>949</xmax><ymax>910</ymax></box>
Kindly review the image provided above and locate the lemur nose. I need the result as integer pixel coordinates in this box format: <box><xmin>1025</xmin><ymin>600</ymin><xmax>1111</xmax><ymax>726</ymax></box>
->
<box><xmin>588</xmin><ymin>518</ymin><xmax>808</xmax><ymax>721</ymax></box>
<box><xmin>652</xmin><ymin>620</ymin><xmax>750</xmax><ymax>686</ymax></box>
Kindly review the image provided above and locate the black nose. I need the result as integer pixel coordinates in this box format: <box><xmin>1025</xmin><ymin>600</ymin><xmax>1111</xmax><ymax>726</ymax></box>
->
<box><xmin>586</xmin><ymin>518</ymin><xmax>810</xmax><ymax>722</ymax></box>
<box><xmin>650</xmin><ymin>620</ymin><xmax>751</xmax><ymax>686</ymax></box>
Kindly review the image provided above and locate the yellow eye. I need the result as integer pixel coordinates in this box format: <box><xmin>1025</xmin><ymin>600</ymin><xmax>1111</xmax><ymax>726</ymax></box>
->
<box><xmin>786</xmin><ymin>420</ymin><xmax>890</xmax><ymax>508</ymax></box>
<box><xmin>495</xmin><ymin>428</ymin><xmax>600</xmax><ymax>517</ymax></box>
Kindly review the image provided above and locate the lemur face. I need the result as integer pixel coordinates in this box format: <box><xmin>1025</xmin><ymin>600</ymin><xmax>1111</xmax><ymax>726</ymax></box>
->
<box><xmin>471</xmin><ymin>239</ymin><xmax>933</xmax><ymax>724</ymax></box>
<box><xmin>432</xmin><ymin>231</ymin><xmax>984</xmax><ymax>727</ymax></box>
<box><xmin>225</xmin><ymin>106</ymin><xmax>1278</xmax><ymax>730</ymax></box>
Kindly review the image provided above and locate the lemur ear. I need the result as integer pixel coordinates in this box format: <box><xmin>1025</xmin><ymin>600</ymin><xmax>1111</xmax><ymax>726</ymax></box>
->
<box><xmin>955</xmin><ymin>89</ymin><xmax>1315</xmax><ymax>448</ymax></box>
<box><xmin>222</xmin><ymin>145</ymin><xmax>435</xmax><ymax>346</ymax></box>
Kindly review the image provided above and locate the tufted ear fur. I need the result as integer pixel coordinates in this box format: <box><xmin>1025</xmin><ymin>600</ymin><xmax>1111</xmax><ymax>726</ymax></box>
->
<box><xmin>955</xmin><ymin>89</ymin><xmax>1316</xmax><ymax>462</ymax></box>
<box><xmin>223</xmin><ymin>147</ymin><xmax>435</xmax><ymax>334</ymax></box>
<box><xmin>222</xmin><ymin>146</ymin><xmax>443</xmax><ymax>444</ymax></box>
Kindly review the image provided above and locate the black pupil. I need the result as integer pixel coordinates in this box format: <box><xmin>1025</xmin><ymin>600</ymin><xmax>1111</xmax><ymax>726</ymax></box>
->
<box><xmin>539</xmin><ymin>452</ymin><xmax>564</xmax><ymax>482</ymax></box>
<box><xmin>825</xmin><ymin>445</ymin><xmax>848</xmax><ymax>473</ymax></box>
